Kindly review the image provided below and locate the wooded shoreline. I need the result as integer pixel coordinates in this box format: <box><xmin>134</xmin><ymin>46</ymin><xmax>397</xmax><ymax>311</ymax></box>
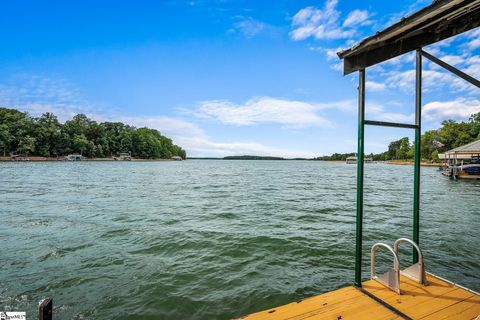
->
<box><xmin>0</xmin><ymin>108</ymin><xmax>187</xmax><ymax>160</ymax></box>
<box><xmin>384</xmin><ymin>161</ymin><xmax>442</xmax><ymax>167</ymax></box>
<box><xmin>0</xmin><ymin>156</ymin><xmax>443</xmax><ymax>166</ymax></box>
<box><xmin>0</xmin><ymin>156</ymin><xmax>179</xmax><ymax>162</ymax></box>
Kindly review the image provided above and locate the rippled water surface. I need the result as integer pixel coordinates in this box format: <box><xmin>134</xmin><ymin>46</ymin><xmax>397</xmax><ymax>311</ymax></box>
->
<box><xmin>1</xmin><ymin>160</ymin><xmax>479</xmax><ymax>319</ymax></box>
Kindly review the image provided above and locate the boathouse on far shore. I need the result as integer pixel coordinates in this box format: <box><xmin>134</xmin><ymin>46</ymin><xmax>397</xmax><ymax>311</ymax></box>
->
<box><xmin>439</xmin><ymin>139</ymin><xmax>480</xmax><ymax>160</ymax></box>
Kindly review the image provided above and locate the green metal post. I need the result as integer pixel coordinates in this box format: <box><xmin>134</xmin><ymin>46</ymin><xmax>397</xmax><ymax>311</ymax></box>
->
<box><xmin>413</xmin><ymin>49</ymin><xmax>422</xmax><ymax>264</ymax></box>
<box><xmin>355</xmin><ymin>69</ymin><xmax>365</xmax><ymax>287</ymax></box>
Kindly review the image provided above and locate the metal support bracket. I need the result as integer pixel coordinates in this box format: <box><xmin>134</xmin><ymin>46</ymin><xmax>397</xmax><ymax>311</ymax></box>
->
<box><xmin>39</xmin><ymin>298</ymin><xmax>53</xmax><ymax>320</ymax></box>
<box><xmin>371</xmin><ymin>243</ymin><xmax>401</xmax><ymax>294</ymax></box>
<box><xmin>420</xmin><ymin>50</ymin><xmax>480</xmax><ymax>89</ymax></box>
<box><xmin>364</xmin><ymin>120</ymin><xmax>418</xmax><ymax>130</ymax></box>
<box><xmin>394</xmin><ymin>238</ymin><xmax>427</xmax><ymax>285</ymax></box>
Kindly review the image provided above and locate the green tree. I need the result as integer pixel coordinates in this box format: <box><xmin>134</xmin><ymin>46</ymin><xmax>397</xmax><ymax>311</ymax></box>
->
<box><xmin>0</xmin><ymin>125</ymin><xmax>12</xmax><ymax>156</ymax></box>
<box><xmin>18</xmin><ymin>136</ymin><xmax>36</xmax><ymax>155</ymax></box>
<box><xmin>388</xmin><ymin>139</ymin><xmax>401</xmax><ymax>159</ymax></box>
<box><xmin>132</xmin><ymin>128</ymin><xmax>162</xmax><ymax>158</ymax></box>
<box><xmin>35</xmin><ymin>112</ymin><xmax>62</xmax><ymax>157</ymax></box>
<box><xmin>0</xmin><ymin>107</ymin><xmax>187</xmax><ymax>159</ymax></box>
<box><xmin>73</xmin><ymin>134</ymin><xmax>89</xmax><ymax>155</ymax></box>
<box><xmin>0</xmin><ymin>108</ymin><xmax>33</xmax><ymax>153</ymax></box>
<box><xmin>389</xmin><ymin>137</ymin><xmax>410</xmax><ymax>160</ymax></box>
<box><xmin>406</xmin><ymin>144</ymin><xmax>414</xmax><ymax>160</ymax></box>
<box><xmin>421</xmin><ymin>130</ymin><xmax>439</xmax><ymax>160</ymax></box>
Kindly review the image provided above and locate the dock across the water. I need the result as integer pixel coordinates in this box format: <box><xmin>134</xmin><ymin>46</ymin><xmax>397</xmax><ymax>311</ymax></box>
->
<box><xmin>240</xmin><ymin>274</ymin><xmax>480</xmax><ymax>320</ymax></box>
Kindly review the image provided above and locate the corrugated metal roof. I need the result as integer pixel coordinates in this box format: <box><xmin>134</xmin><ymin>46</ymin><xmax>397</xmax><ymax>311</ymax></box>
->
<box><xmin>337</xmin><ymin>0</ymin><xmax>480</xmax><ymax>74</ymax></box>
<box><xmin>445</xmin><ymin>139</ymin><xmax>480</xmax><ymax>153</ymax></box>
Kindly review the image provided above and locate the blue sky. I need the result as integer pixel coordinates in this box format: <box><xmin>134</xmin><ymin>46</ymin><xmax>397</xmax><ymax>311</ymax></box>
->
<box><xmin>0</xmin><ymin>0</ymin><xmax>479</xmax><ymax>157</ymax></box>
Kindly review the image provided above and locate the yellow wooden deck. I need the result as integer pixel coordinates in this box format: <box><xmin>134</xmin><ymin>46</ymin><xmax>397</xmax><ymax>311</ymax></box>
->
<box><xmin>240</xmin><ymin>274</ymin><xmax>480</xmax><ymax>320</ymax></box>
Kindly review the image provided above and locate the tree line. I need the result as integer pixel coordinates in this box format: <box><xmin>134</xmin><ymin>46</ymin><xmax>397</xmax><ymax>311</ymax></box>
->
<box><xmin>0</xmin><ymin>107</ymin><xmax>186</xmax><ymax>159</ymax></box>
<box><xmin>316</xmin><ymin>112</ymin><xmax>480</xmax><ymax>161</ymax></box>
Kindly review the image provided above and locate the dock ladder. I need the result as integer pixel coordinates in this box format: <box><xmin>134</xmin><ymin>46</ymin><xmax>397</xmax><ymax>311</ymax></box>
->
<box><xmin>371</xmin><ymin>238</ymin><xmax>427</xmax><ymax>293</ymax></box>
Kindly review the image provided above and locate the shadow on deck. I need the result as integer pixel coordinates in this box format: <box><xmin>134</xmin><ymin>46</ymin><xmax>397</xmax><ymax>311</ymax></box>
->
<box><xmin>239</xmin><ymin>274</ymin><xmax>480</xmax><ymax>320</ymax></box>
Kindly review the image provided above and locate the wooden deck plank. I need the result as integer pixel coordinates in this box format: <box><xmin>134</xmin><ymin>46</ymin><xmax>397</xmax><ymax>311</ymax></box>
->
<box><xmin>240</xmin><ymin>274</ymin><xmax>479</xmax><ymax>320</ymax></box>
<box><xmin>371</xmin><ymin>275</ymin><xmax>475</xmax><ymax>319</ymax></box>
<box><xmin>240</xmin><ymin>280</ymin><xmax>391</xmax><ymax>320</ymax></box>
<box><xmin>297</xmin><ymin>293</ymin><xmax>402</xmax><ymax>320</ymax></box>
<box><xmin>239</xmin><ymin>287</ymin><xmax>364</xmax><ymax>320</ymax></box>
<box><xmin>407</xmin><ymin>288</ymin><xmax>474</xmax><ymax>319</ymax></box>
<box><xmin>419</xmin><ymin>295</ymin><xmax>480</xmax><ymax>320</ymax></box>
<box><xmin>240</xmin><ymin>287</ymin><xmax>399</xmax><ymax>320</ymax></box>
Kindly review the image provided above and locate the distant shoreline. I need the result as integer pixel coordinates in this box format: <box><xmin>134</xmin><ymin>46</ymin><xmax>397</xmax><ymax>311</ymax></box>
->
<box><xmin>385</xmin><ymin>161</ymin><xmax>443</xmax><ymax>167</ymax></box>
<box><xmin>0</xmin><ymin>156</ymin><xmax>444</xmax><ymax>166</ymax></box>
<box><xmin>0</xmin><ymin>156</ymin><xmax>178</xmax><ymax>162</ymax></box>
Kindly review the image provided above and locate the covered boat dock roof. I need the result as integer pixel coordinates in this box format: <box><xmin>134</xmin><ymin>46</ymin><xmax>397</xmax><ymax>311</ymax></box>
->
<box><xmin>439</xmin><ymin>139</ymin><xmax>480</xmax><ymax>159</ymax></box>
<box><xmin>445</xmin><ymin>139</ymin><xmax>480</xmax><ymax>154</ymax></box>
<box><xmin>338</xmin><ymin>0</ymin><xmax>480</xmax><ymax>75</ymax></box>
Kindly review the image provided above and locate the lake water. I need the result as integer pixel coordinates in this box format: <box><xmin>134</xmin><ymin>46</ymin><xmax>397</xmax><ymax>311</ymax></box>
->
<box><xmin>1</xmin><ymin>160</ymin><xmax>479</xmax><ymax>319</ymax></box>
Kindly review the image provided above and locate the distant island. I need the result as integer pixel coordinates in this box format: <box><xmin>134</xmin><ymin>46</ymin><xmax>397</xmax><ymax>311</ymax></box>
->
<box><xmin>0</xmin><ymin>107</ymin><xmax>186</xmax><ymax>159</ymax></box>
<box><xmin>316</xmin><ymin>112</ymin><xmax>480</xmax><ymax>162</ymax></box>
<box><xmin>223</xmin><ymin>155</ymin><xmax>286</xmax><ymax>160</ymax></box>
<box><xmin>186</xmin><ymin>156</ymin><xmax>311</xmax><ymax>160</ymax></box>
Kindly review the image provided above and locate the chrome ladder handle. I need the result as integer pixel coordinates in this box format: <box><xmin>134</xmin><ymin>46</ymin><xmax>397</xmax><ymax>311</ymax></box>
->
<box><xmin>394</xmin><ymin>238</ymin><xmax>427</xmax><ymax>285</ymax></box>
<box><xmin>371</xmin><ymin>243</ymin><xmax>401</xmax><ymax>294</ymax></box>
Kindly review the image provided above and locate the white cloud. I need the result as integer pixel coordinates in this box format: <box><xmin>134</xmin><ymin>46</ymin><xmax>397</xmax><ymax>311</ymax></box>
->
<box><xmin>374</xmin><ymin>29</ymin><xmax>480</xmax><ymax>94</ymax></box>
<box><xmin>324</xmin><ymin>47</ymin><xmax>339</xmax><ymax>61</ymax></box>
<box><xmin>331</xmin><ymin>61</ymin><xmax>343</xmax><ymax>71</ymax></box>
<box><xmin>381</xmin><ymin>51</ymin><xmax>415</xmax><ymax>66</ymax></box>
<box><xmin>175</xmin><ymin>136</ymin><xmax>316</xmax><ymax>158</ymax></box>
<box><xmin>384</xmin><ymin>68</ymin><xmax>476</xmax><ymax>93</ymax></box>
<box><xmin>321</xmin><ymin>46</ymin><xmax>349</xmax><ymax>61</ymax></box>
<box><xmin>463</xmin><ymin>56</ymin><xmax>480</xmax><ymax>82</ymax></box>
<box><xmin>195</xmin><ymin>96</ymin><xmax>345</xmax><ymax>128</ymax></box>
<box><xmin>114</xmin><ymin>116</ymin><xmax>206</xmax><ymax>138</ymax></box>
<box><xmin>367</xmin><ymin>103</ymin><xmax>414</xmax><ymax>123</ymax></box>
<box><xmin>468</xmin><ymin>38</ymin><xmax>480</xmax><ymax>50</ymax></box>
<box><xmin>437</xmin><ymin>54</ymin><xmax>465</xmax><ymax>66</ymax></box>
<box><xmin>461</xmin><ymin>28</ymin><xmax>480</xmax><ymax>50</ymax></box>
<box><xmin>423</xmin><ymin>98</ymin><xmax>480</xmax><ymax>121</ymax></box>
<box><xmin>315</xmin><ymin>46</ymin><xmax>349</xmax><ymax>70</ymax></box>
<box><xmin>12</xmin><ymin>100</ymin><xmax>315</xmax><ymax>158</ymax></box>
<box><xmin>290</xmin><ymin>1</ymin><xmax>374</xmax><ymax>71</ymax></box>
<box><xmin>385</xmin><ymin>50</ymin><xmax>480</xmax><ymax>95</ymax></box>
<box><xmin>290</xmin><ymin>1</ymin><xmax>356</xmax><ymax>41</ymax></box>
<box><xmin>7</xmin><ymin>102</ymin><xmax>208</xmax><ymax>147</ymax></box>
<box><xmin>343</xmin><ymin>9</ymin><xmax>371</xmax><ymax>27</ymax></box>
<box><xmin>10</xmin><ymin>99</ymin><xmax>315</xmax><ymax>158</ymax></box>
<box><xmin>1</xmin><ymin>76</ymin><xmax>73</xmax><ymax>105</ymax></box>
<box><xmin>0</xmin><ymin>74</ymin><xmax>207</xmax><ymax>147</ymax></box>
<box><xmin>366</xmin><ymin>80</ymin><xmax>386</xmax><ymax>91</ymax></box>
<box><xmin>0</xmin><ymin>75</ymin><xmax>104</xmax><ymax>122</ymax></box>
<box><xmin>229</xmin><ymin>17</ymin><xmax>266</xmax><ymax>38</ymax></box>
<box><xmin>382</xmin><ymin>0</ymin><xmax>430</xmax><ymax>28</ymax></box>
<box><xmin>0</xmin><ymin>75</ymin><xmax>356</xmax><ymax>158</ymax></box>
<box><xmin>9</xmin><ymin>103</ymin><xmax>85</xmax><ymax>123</ymax></box>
